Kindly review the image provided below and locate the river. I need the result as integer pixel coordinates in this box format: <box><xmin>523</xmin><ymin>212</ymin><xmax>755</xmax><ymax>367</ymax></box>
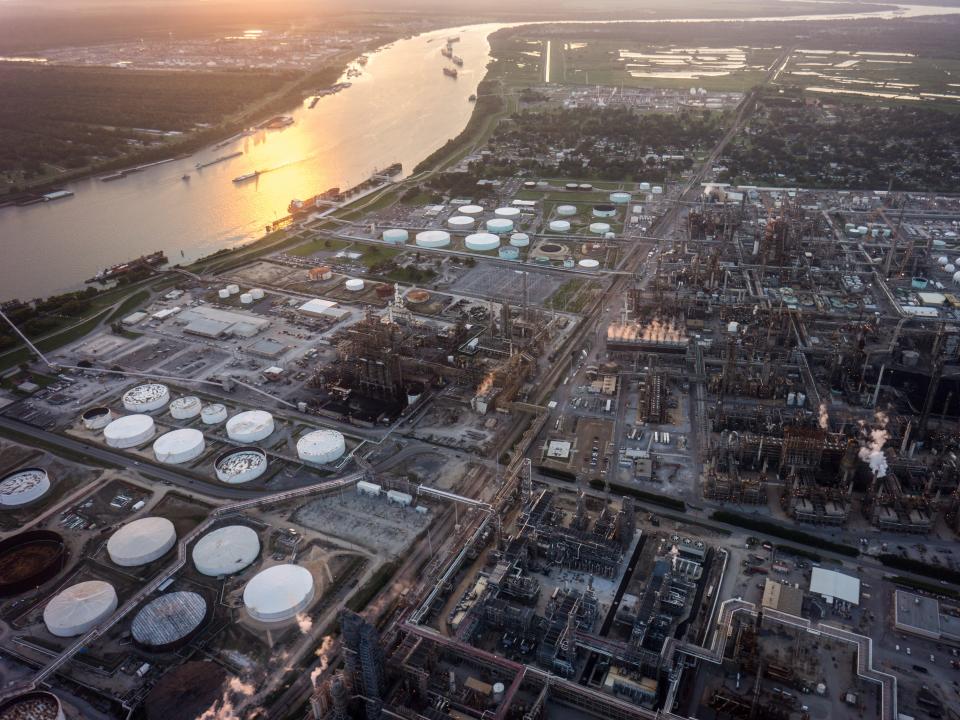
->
<box><xmin>1</xmin><ymin>3</ymin><xmax>958</xmax><ymax>303</ymax></box>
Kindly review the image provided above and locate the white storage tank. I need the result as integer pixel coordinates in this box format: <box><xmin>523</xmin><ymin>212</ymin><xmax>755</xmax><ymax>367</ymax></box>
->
<box><xmin>250</xmin><ymin>288</ymin><xmax>265</xmax><ymax>300</ymax></box>
<box><xmin>153</xmin><ymin>429</ymin><xmax>205</xmax><ymax>465</ymax></box>
<box><xmin>465</xmin><ymin>233</ymin><xmax>501</xmax><ymax>252</ymax></box>
<box><xmin>243</xmin><ymin>564</ymin><xmax>314</xmax><ymax>623</ymax></box>
<box><xmin>448</xmin><ymin>215</ymin><xmax>475</xmax><ymax>230</ymax></box>
<box><xmin>494</xmin><ymin>207</ymin><xmax>521</xmax><ymax>218</ymax></box>
<box><xmin>579</xmin><ymin>259</ymin><xmax>600</xmax><ymax>269</ymax></box>
<box><xmin>0</xmin><ymin>468</ymin><xmax>50</xmax><ymax>507</ymax></box>
<box><xmin>486</xmin><ymin>218</ymin><xmax>513</xmax><ymax>235</ymax></box>
<box><xmin>589</xmin><ymin>222</ymin><xmax>611</xmax><ymax>235</ymax></box>
<box><xmin>226</xmin><ymin>410</ymin><xmax>275</xmax><ymax>442</ymax></box>
<box><xmin>345</xmin><ymin>278</ymin><xmax>365</xmax><ymax>292</ymax></box>
<box><xmin>639</xmin><ymin>182</ymin><xmax>651</xmax><ymax>191</ymax></box>
<box><xmin>169</xmin><ymin>396</ymin><xmax>202</xmax><ymax>420</ymax></box>
<box><xmin>509</xmin><ymin>233</ymin><xmax>530</xmax><ymax>247</ymax></box>
<box><xmin>218</xmin><ymin>289</ymin><xmax>231</xmax><ymax>300</ymax></box>
<box><xmin>297</xmin><ymin>429</ymin><xmax>346</xmax><ymax>464</ymax></box>
<box><xmin>214</xmin><ymin>447</ymin><xmax>268</xmax><ymax>484</ymax></box>
<box><xmin>609</xmin><ymin>192</ymin><xmax>631</xmax><ymax>204</ymax></box>
<box><xmin>459</xmin><ymin>204</ymin><xmax>484</xmax><ymax>215</ymax></box>
<box><xmin>549</xmin><ymin>220</ymin><xmax>570</xmax><ymax>233</ymax></box>
<box><xmin>226</xmin><ymin>284</ymin><xmax>240</xmax><ymax>295</ymax></box>
<box><xmin>43</xmin><ymin>580</ymin><xmax>118</xmax><ymax>637</ymax></box>
<box><xmin>946</xmin><ymin>264</ymin><xmax>956</xmax><ymax>273</ymax></box>
<box><xmin>104</xmin><ymin>414</ymin><xmax>155</xmax><ymax>448</ymax></box>
<box><xmin>937</xmin><ymin>255</ymin><xmax>949</xmax><ymax>266</ymax></box>
<box><xmin>122</xmin><ymin>383</ymin><xmax>170</xmax><ymax>412</ymax></box>
<box><xmin>201</xmin><ymin>404</ymin><xmax>228</xmax><ymax>425</ymax></box>
<box><xmin>239</xmin><ymin>293</ymin><xmax>253</xmax><ymax>305</ymax></box>
<box><xmin>556</xmin><ymin>204</ymin><xmax>577</xmax><ymax>217</ymax></box>
<box><xmin>193</xmin><ymin>525</ymin><xmax>260</xmax><ymax>576</ymax></box>
<box><xmin>652</xmin><ymin>186</ymin><xmax>664</xmax><ymax>195</ymax></box>
<box><xmin>357</xmin><ymin>480</ymin><xmax>382</xmax><ymax>497</ymax></box>
<box><xmin>415</xmin><ymin>230</ymin><xmax>451</xmax><ymax>248</ymax></box>
<box><xmin>382</xmin><ymin>228</ymin><xmax>409</xmax><ymax>244</ymax></box>
<box><xmin>81</xmin><ymin>407</ymin><xmax>112</xmax><ymax>430</ymax></box>
<box><xmin>107</xmin><ymin>517</ymin><xmax>176</xmax><ymax>567</ymax></box>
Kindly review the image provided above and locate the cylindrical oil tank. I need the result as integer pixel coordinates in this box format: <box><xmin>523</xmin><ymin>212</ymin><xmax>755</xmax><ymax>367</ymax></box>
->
<box><xmin>382</xmin><ymin>228</ymin><xmax>409</xmax><ymax>244</ymax></box>
<box><xmin>81</xmin><ymin>407</ymin><xmax>112</xmax><ymax>430</ymax></box>
<box><xmin>579</xmin><ymin>259</ymin><xmax>600</xmax><ymax>269</ymax></box>
<box><xmin>243</xmin><ymin>564</ymin><xmax>314</xmax><ymax>622</ymax></box>
<box><xmin>0</xmin><ymin>692</ymin><xmax>65</xmax><ymax>720</ymax></box>
<box><xmin>609</xmin><ymin>192</ymin><xmax>631</xmax><ymax>204</ymax></box>
<box><xmin>652</xmin><ymin>186</ymin><xmax>663</xmax><ymax>195</ymax></box>
<box><xmin>345</xmin><ymin>278</ymin><xmax>365</xmax><ymax>292</ymax></box>
<box><xmin>592</xmin><ymin>204</ymin><xmax>616</xmax><ymax>217</ymax></box>
<box><xmin>447</xmin><ymin>215</ymin><xmax>474</xmax><ymax>230</ymax></box>
<box><xmin>406</xmin><ymin>289</ymin><xmax>430</xmax><ymax>304</ymax></box>
<box><xmin>458</xmin><ymin>204</ymin><xmax>484</xmax><ymax>215</ymax></box>
<box><xmin>465</xmin><ymin>233</ymin><xmax>500</xmax><ymax>252</ymax></box>
<box><xmin>225</xmin><ymin>410</ymin><xmax>274</xmax><ymax>442</ymax></box>
<box><xmin>122</xmin><ymin>383</ymin><xmax>170</xmax><ymax>412</ymax></box>
<box><xmin>131</xmin><ymin>591</ymin><xmax>209</xmax><ymax>652</ymax></box>
<box><xmin>0</xmin><ymin>531</ymin><xmax>66</xmax><ymax>596</ymax></box>
<box><xmin>104</xmin><ymin>414</ymin><xmax>155</xmax><ymax>448</ymax></box>
<box><xmin>589</xmin><ymin>222</ymin><xmax>611</xmax><ymax>234</ymax></box>
<box><xmin>192</xmin><ymin>525</ymin><xmax>260</xmax><ymax>576</ymax></box>
<box><xmin>499</xmin><ymin>247</ymin><xmax>520</xmax><ymax>260</ymax></box>
<box><xmin>250</xmin><ymin>288</ymin><xmax>265</xmax><ymax>300</ymax></box>
<box><xmin>297</xmin><ymin>429</ymin><xmax>346</xmax><ymax>464</ymax></box>
<box><xmin>494</xmin><ymin>207</ymin><xmax>521</xmax><ymax>218</ymax></box>
<box><xmin>218</xmin><ymin>288</ymin><xmax>230</xmax><ymax>299</ymax></box>
<box><xmin>214</xmin><ymin>447</ymin><xmax>268</xmax><ymax>484</ymax></box>
<box><xmin>556</xmin><ymin>204</ymin><xmax>577</xmax><ymax>216</ymax></box>
<box><xmin>639</xmin><ymin>182</ymin><xmax>651</xmax><ymax>191</ymax></box>
<box><xmin>565</xmin><ymin>183</ymin><xmax>579</xmax><ymax>190</ymax></box>
<box><xmin>153</xmin><ymin>429</ymin><xmax>205</xmax><ymax>465</ymax></box>
<box><xmin>108</xmin><ymin>517</ymin><xmax>176</xmax><ymax>567</ymax></box>
<box><xmin>43</xmin><ymin>580</ymin><xmax>117</xmax><ymax>637</ymax></box>
<box><xmin>509</xmin><ymin>233</ymin><xmax>530</xmax><ymax>247</ymax></box>
<box><xmin>226</xmin><ymin>284</ymin><xmax>240</xmax><ymax>295</ymax></box>
<box><xmin>239</xmin><ymin>293</ymin><xmax>253</xmax><ymax>305</ymax></box>
<box><xmin>578</xmin><ymin>183</ymin><xmax>593</xmax><ymax>191</ymax></box>
<box><xmin>200</xmin><ymin>404</ymin><xmax>228</xmax><ymax>425</ymax></box>
<box><xmin>486</xmin><ymin>218</ymin><xmax>513</xmax><ymax>234</ymax></box>
<box><xmin>415</xmin><ymin>230</ymin><xmax>451</xmax><ymax>248</ymax></box>
<box><xmin>375</xmin><ymin>283</ymin><xmax>394</xmax><ymax>299</ymax></box>
<box><xmin>549</xmin><ymin>220</ymin><xmax>570</xmax><ymax>233</ymax></box>
<box><xmin>169</xmin><ymin>396</ymin><xmax>202</xmax><ymax>420</ymax></box>
<box><xmin>0</xmin><ymin>468</ymin><xmax>50</xmax><ymax>507</ymax></box>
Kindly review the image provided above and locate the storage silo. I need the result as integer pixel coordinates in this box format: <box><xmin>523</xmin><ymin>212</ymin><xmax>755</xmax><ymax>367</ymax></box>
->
<box><xmin>639</xmin><ymin>182</ymin><xmax>651</xmax><ymax>191</ymax></box>
<box><xmin>43</xmin><ymin>580</ymin><xmax>118</xmax><ymax>637</ymax></box>
<box><xmin>153</xmin><ymin>429</ymin><xmax>205</xmax><ymax>465</ymax></box>
<box><xmin>218</xmin><ymin>289</ymin><xmax>230</xmax><ymax>300</ymax></box>
<box><xmin>122</xmin><ymin>383</ymin><xmax>170</xmax><ymax>412</ymax></box>
<box><xmin>243</xmin><ymin>564</ymin><xmax>314</xmax><ymax>622</ymax></box>
<box><xmin>192</xmin><ymin>525</ymin><xmax>260</xmax><ymax>576</ymax></box>
<box><xmin>103</xmin><ymin>415</ymin><xmax>155</xmax><ymax>448</ymax></box>
<box><xmin>169</xmin><ymin>396</ymin><xmax>202</xmax><ymax>420</ymax></box>
<box><xmin>226</xmin><ymin>410</ymin><xmax>274</xmax><ymax>442</ymax></box>
<box><xmin>226</xmin><ymin>284</ymin><xmax>240</xmax><ymax>295</ymax></box>
<box><xmin>107</xmin><ymin>517</ymin><xmax>176</xmax><ymax>567</ymax></box>
<box><xmin>297</xmin><ymin>429</ymin><xmax>346</xmax><ymax>464</ymax></box>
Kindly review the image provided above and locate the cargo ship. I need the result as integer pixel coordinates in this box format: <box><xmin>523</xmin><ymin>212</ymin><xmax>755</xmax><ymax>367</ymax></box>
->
<box><xmin>196</xmin><ymin>151</ymin><xmax>243</xmax><ymax>170</ymax></box>
<box><xmin>233</xmin><ymin>171</ymin><xmax>261</xmax><ymax>183</ymax></box>
<box><xmin>441</xmin><ymin>46</ymin><xmax>453</xmax><ymax>59</ymax></box>
<box><xmin>443</xmin><ymin>67</ymin><xmax>458</xmax><ymax>78</ymax></box>
<box><xmin>452</xmin><ymin>55</ymin><xmax>464</xmax><ymax>67</ymax></box>
<box><xmin>87</xmin><ymin>251</ymin><xmax>167</xmax><ymax>284</ymax></box>
<box><xmin>260</xmin><ymin>115</ymin><xmax>294</xmax><ymax>130</ymax></box>
<box><xmin>288</xmin><ymin>187</ymin><xmax>342</xmax><ymax>216</ymax></box>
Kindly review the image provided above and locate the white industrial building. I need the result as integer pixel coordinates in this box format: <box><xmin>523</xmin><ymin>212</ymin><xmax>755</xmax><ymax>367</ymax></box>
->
<box><xmin>192</xmin><ymin>525</ymin><xmax>260</xmax><ymax>576</ymax></box>
<box><xmin>43</xmin><ymin>580</ymin><xmax>118</xmax><ymax>637</ymax></box>
<box><xmin>357</xmin><ymin>480</ymin><xmax>382</xmax><ymax>497</ymax></box>
<box><xmin>152</xmin><ymin>429</ymin><xmax>205</xmax><ymax>465</ymax></box>
<box><xmin>296</xmin><ymin>429</ymin><xmax>346</xmax><ymax>464</ymax></box>
<box><xmin>107</xmin><ymin>517</ymin><xmax>177</xmax><ymax>567</ymax></box>
<box><xmin>177</xmin><ymin>305</ymin><xmax>270</xmax><ymax>339</ymax></box>
<box><xmin>243</xmin><ymin>564</ymin><xmax>315</xmax><ymax>622</ymax></box>
<box><xmin>809</xmin><ymin>567</ymin><xmax>860</xmax><ymax>605</ymax></box>
<box><xmin>103</xmin><ymin>414</ymin><xmax>156</xmax><ymax>448</ymax></box>
<box><xmin>298</xmin><ymin>298</ymin><xmax>351</xmax><ymax>320</ymax></box>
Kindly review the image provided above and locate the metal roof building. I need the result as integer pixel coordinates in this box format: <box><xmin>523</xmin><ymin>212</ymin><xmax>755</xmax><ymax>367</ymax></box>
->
<box><xmin>809</xmin><ymin>567</ymin><xmax>860</xmax><ymax>605</ymax></box>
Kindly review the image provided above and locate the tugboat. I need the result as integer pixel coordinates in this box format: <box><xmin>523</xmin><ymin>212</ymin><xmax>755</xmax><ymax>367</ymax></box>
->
<box><xmin>443</xmin><ymin>67</ymin><xmax>458</xmax><ymax>79</ymax></box>
<box><xmin>181</xmin><ymin>174</ymin><xmax>191</xmax><ymax>181</ymax></box>
<box><xmin>468</xmin><ymin>94</ymin><xmax>477</xmax><ymax>102</ymax></box>
<box><xmin>452</xmin><ymin>55</ymin><xmax>464</xmax><ymax>67</ymax></box>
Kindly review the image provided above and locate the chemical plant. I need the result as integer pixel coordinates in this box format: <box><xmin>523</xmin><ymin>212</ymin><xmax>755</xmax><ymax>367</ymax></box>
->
<box><xmin>1</xmin><ymin>49</ymin><xmax>960</xmax><ymax>720</ymax></box>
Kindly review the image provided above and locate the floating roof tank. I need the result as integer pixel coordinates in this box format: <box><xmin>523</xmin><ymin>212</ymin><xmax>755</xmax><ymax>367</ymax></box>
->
<box><xmin>225</xmin><ymin>410</ymin><xmax>274</xmax><ymax>442</ymax></box>
<box><xmin>465</xmin><ymin>233</ymin><xmax>500</xmax><ymax>251</ymax></box>
<box><xmin>103</xmin><ymin>414</ymin><xmax>155</xmax><ymax>448</ymax></box>
<box><xmin>43</xmin><ymin>580</ymin><xmax>117</xmax><ymax>637</ymax></box>
<box><xmin>579</xmin><ymin>259</ymin><xmax>600</xmax><ymax>269</ymax></box>
<box><xmin>243</xmin><ymin>564</ymin><xmax>314</xmax><ymax>622</ymax></box>
<box><xmin>556</xmin><ymin>204</ymin><xmax>578</xmax><ymax>216</ymax></box>
<box><xmin>297</xmin><ymin>429</ymin><xmax>346</xmax><ymax>464</ymax></box>
<box><xmin>415</xmin><ymin>230</ymin><xmax>451</xmax><ymax>248</ymax></box>
<box><xmin>131</xmin><ymin>591</ymin><xmax>208</xmax><ymax>652</ymax></box>
<box><xmin>0</xmin><ymin>468</ymin><xmax>50</xmax><ymax>507</ymax></box>
<box><xmin>81</xmin><ymin>407</ymin><xmax>112</xmax><ymax>430</ymax></box>
<box><xmin>382</xmin><ymin>228</ymin><xmax>408</xmax><ymax>244</ymax></box>
<box><xmin>499</xmin><ymin>246</ymin><xmax>520</xmax><ymax>260</ymax></box>
<box><xmin>122</xmin><ymin>383</ymin><xmax>170</xmax><ymax>412</ymax></box>
<box><xmin>494</xmin><ymin>207</ymin><xmax>521</xmax><ymax>218</ymax></box>
<box><xmin>609</xmin><ymin>192</ymin><xmax>631</xmax><ymax>204</ymax></box>
<box><xmin>200</xmin><ymin>404</ymin><xmax>228</xmax><ymax>425</ymax></box>
<box><xmin>592</xmin><ymin>204</ymin><xmax>617</xmax><ymax>217</ymax></box>
<box><xmin>192</xmin><ymin>525</ymin><xmax>260</xmax><ymax>576</ymax></box>
<box><xmin>589</xmin><ymin>222</ymin><xmax>611</xmax><ymax>235</ymax></box>
<box><xmin>215</xmin><ymin>447</ymin><xmax>268</xmax><ymax>484</ymax></box>
<box><xmin>447</xmin><ymin>215</ymin><xmax>474</xmax><ymax>229</ymax></box>
<box><xmin>107</xmin><ymin>517</ymin><xmax>176</xmax><ymax>567</ymax></box>
<box><xmin>549</xmin><ymin>220</ymin><xmax>570</xmax><ymax>233</ymax></box>
<box><xmin>169</xmin><ymin>396</ymin><xmax>202</xmax><ymax>420</ymax></box>
<box><xmin>458</xmin><ymin>204</ymin><xmax>484</xmax><ymax>215</ymax></box>
<box><xmin>486</xmin><ymin>218</ymin><xmax>513</xmax><ymax>234</ymax></box>
<box><xmin>0</xmin><ymin>692</ymin><xmax>65</xmax><ymax>720</ymax></box>
<box><xmin>0</xmin><ymin>531</ymin><xmax>66</xmax><ymax>596</ymax></box>
<box><xmin>153</xmin><ymin>429</ymin><xmax>205</xmax><ymax>465</ymax></box>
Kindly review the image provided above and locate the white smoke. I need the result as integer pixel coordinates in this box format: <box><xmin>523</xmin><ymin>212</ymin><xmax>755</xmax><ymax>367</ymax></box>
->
<box><xmin>818</xmin><ymin>402</ymin><xmax>829</xmax><ymax>431</ymax></box>
<box><xmin>195</xmin><ymin>677</ymin><xmax>255</xmax><ymax>720</ymax></box>
<box><xmin>296</xmin><ymin>613</ymin><xmax>313</xmax><ymax>634</ymax></box>
<box><xmin>310</xmin><ymin>635</ymin><xmax>335</xmax><ymax>687</ymax></box>
<box><xmin>858</xmin><ymin>410</ymin><xmax>889</xmax><ymax>478</ymax></box>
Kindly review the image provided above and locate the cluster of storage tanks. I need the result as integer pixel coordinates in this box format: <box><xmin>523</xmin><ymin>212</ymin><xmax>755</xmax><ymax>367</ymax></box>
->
<box><xmin>217</xmin><ymin>284</ymin><xmax>265</xmax><ymax>305</ymax></box>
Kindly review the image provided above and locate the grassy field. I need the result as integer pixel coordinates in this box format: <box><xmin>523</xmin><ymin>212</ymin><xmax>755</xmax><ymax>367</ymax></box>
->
<box><xmin>288</xmin><ymin>236</ymin><xmax>351</xmax><ymax>257</ymax></box>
